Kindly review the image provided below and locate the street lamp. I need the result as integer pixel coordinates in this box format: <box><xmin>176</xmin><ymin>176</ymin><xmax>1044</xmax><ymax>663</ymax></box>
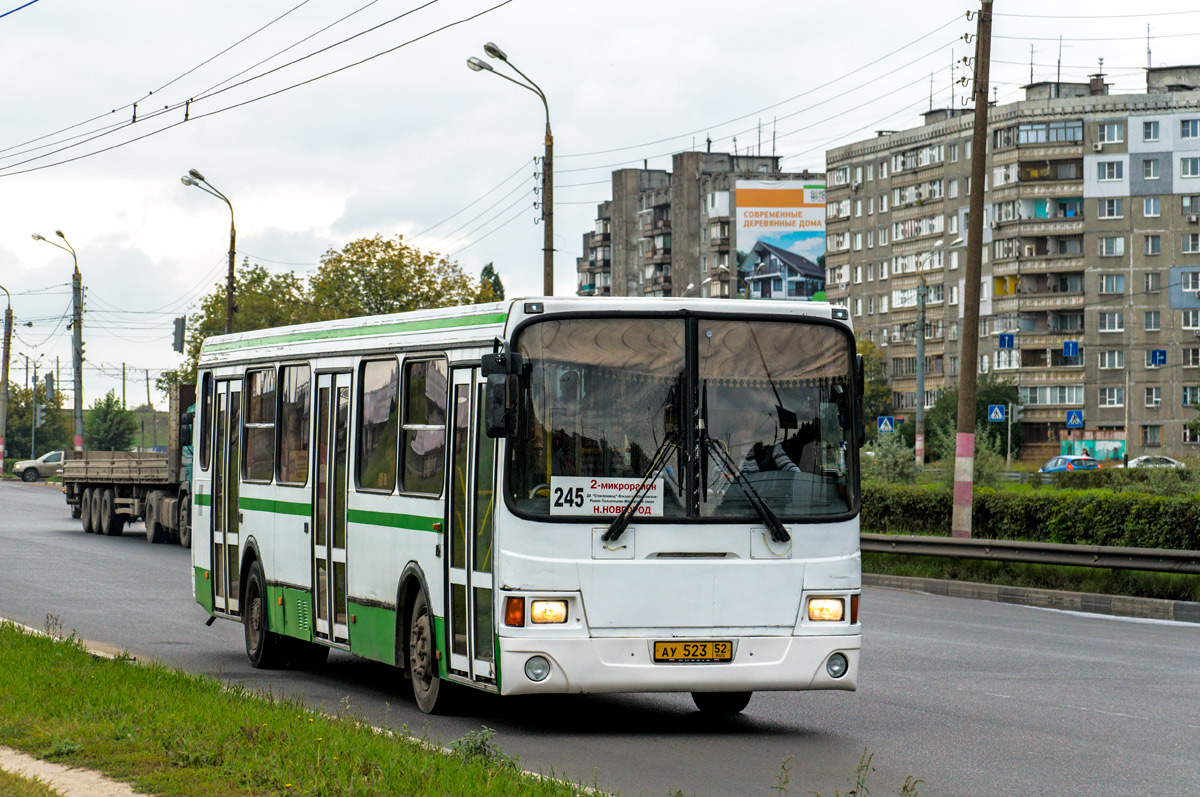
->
<box><xmin>914</xmin><ymin>239</ymin><xmax>947</xmax><ymax>467</ymax></box>
<box><xmin>32</xmin><ymin>230</ymin><xmax>84</xmax><ymax>452</ymax></box>
<box><xmin>181</xmin><ymin>169</ymin><xmax>237</xmax><ymax>333</ymax></box>
<box><xmin>0</xmin><ymin>283</ymin><xmax>11</xmax><ymax>473</ymax></box>
<box><xmin>467</xmin><ymin>42</ymin><xmax>554</xmax><ymax>296</ymax></box>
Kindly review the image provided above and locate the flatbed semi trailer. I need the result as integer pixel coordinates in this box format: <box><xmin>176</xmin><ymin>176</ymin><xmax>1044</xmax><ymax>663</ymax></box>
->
<box><xmin>63</xmin><ymin>383</ymin><xmax>195</xmax><ymax>546</ymax></box>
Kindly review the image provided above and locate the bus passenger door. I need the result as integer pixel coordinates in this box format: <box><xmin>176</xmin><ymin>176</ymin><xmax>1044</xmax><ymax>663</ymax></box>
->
<box><xmin>211</xmin><ymin>379</ymin><xmax>242</xmax><ymax>615</ymax></box>
<box><xmin>445</xmin><ymin>368</ymin><xmax>496</xmax><ymax>683</ymax></box>
<box><xmin>313</xmin><ymin>372</ymin><xmax>351</xmax><ymax>646</ymax></box>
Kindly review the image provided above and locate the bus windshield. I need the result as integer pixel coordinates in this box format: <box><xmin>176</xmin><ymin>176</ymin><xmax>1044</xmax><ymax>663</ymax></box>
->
<box><xmin>508</xmin><ymin>316</ymin><xmax>857</xmax><ymax>521</ymax></box>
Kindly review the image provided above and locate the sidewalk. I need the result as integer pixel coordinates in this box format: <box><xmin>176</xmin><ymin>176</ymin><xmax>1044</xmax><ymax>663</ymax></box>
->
<box><xmin>0</xmin><ymin>746</ymin><xmax>143</xmax><ymax>797</ymax></box>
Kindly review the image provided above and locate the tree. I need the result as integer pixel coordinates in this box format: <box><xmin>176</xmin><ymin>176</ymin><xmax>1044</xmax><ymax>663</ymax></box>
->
<box><xmin>308</xmin><ymin>234</ymin><xmax>481</xmax><ymax>318</ymax></box>
<box><xmin>85</xmin><ymin>390</ymin><xmax>138</xmax><ymax>452</ymax></box>
<box><xmin>857</xmin><ymin>339</ymin><xmax>891</xmax><ymax>441</ymax></box>
<box><xmin>479</xmin><ymin>262</ymin><xmax>505</xmax><ymax>301</ymax></box>
<box><xmin>923</xmin><ymin>374</ymin><xmax>1021</xmax><ymax>462</ymax></box>
<box><xmin>1</xmin><ymin>380</ymin><xmax>71</xmax><ymax>468</ymax></box>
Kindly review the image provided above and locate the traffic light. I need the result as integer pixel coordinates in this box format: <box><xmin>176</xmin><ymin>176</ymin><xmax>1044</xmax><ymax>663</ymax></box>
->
<box><xmin>44</xmin><ymin>372</ymin><xmax>54</xmax><ymax>401</ymax></box>
<box><xmin>34</xmin><ymin>404</ymin><xmax>45</xmax><ymax>428</ymax></box>
<box><xmin>173</xmin><ymin>315</ymin><xmax>186</xmax><ymax>353</ymax></box>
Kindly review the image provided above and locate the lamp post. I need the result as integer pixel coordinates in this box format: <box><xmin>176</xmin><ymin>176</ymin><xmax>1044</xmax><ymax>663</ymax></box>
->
<box><xmin>468</xmin><ymin>43</ymin><xmax>553</xmax><ymax>295</ymax></box>
<box><xmin>0</xmin><ymin>283</ymin><xmax>11</xmax><ymax>473</ymax></box>
<box><xmin>181</xmin><ymin>169</ymin><xmax>237</xmax><ymax>333</ymax></box>
<box><xmin>913</xmin><ymin>239</ymin><xmax>949</xmax><ymax>466</ymax></box>
<box><xmin>32</xmin><ymin>231</ymin><xmax>84</xmax><ymax>452</ymax></box>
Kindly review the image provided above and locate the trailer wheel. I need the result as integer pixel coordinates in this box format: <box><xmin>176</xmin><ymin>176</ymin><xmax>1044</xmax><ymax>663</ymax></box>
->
<box><xmin>100</xmin><ymin>489</ymin><xmax>124</xmax><ymax>536</ymax></box>
<box><xmin>145</xmin><ymin>491</ymin><xmax>168</xmax><ymax>544</ymax></box>
<box><xmin>89</xmin><ymin>487</ymin><xmax>103</xmax><ymax>534</ymax></box>
<box><xmin>177</xmin><ymin>493</ymin><xmax>192</xmax><ymax>549</ymax></box>
<box><xmin>80</xmin><ymin>488</ymin><xmax>95</xmax><ymax>533</ymax></box>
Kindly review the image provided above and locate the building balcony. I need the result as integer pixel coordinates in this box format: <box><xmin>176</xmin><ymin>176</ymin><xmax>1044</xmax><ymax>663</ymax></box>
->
<box><xmin>1019</xmin><ymin>405</ymin><xmax>1083</xmax><ymax>422</ymax></box>
<box><xmin>1017</xmin><ymin>256</ymin><xmax>1085</xmax><ymax>273</ymax></box>
<box><xmin>645</xmin><ymin>249</ymin><xmax>672</xmax><ymax>265</ymax></box>
<box><xmin>586</xmin><ymin>231</ymin><xmax>611</xmax><ymax>247</ymax></box>
<box><xmin>993</xmin><ymin>261</ymin><xmax>1019</xmax><ymax>276</ymax></box>
<box><xmin>1019</xmin><ymin>368</ymin><xmax>1086</xmax><ymax>384</ymax></box>
<box><xmin>709</xmin><ymin>236</ymin><xmax>731</xmax><ymax>250</ymax></box>
<box><xmin>1019</xmin><ymin>292</ymin><xmax>1085</xmax><ymax>311</ymax></box>
<box><xmin>1018</xmin><ymin>331</ymin><xmax>1084</xmax><ymax>348</ymax></box>
<box><xmin>1019</xmin><ymin>218</ymin><xmax>1084</xmax><ymax>236</ymax></box>
<box><xmin>892</xmin><ymin>201</ymin><xmax>943</xmax><ymax>222</ymax></box>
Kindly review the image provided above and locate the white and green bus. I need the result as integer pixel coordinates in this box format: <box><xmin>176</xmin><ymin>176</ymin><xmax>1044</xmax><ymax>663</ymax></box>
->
<box><xmin>192</xmin><ymin>297</ymin><xmax>864</xmax><ymax>714</ymax></box>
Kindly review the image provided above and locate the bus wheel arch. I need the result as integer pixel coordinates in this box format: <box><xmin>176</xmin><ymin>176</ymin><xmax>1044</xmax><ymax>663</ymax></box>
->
<box><xmin>238</xmin><ymin>537</ymin><xmax>263</xmax><ymax>608</ymax></box>
<box><xmin>395</xmin><ymin>562</ymin><xmax>432</xmax><ymax>677</ymax></box>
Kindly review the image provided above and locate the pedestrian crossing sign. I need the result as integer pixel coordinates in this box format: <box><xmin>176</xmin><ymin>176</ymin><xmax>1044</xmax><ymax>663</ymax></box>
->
<box><xmin>877</xmin><ymin>416</ymin><xmax>895</xmax><ymax>434</ymax></box>
<box><xmin>1066</xmin><ymin>410</ymin><xmax>1084</xmax><ymax>428</ymax></box>
<box><xmin>988</xmin><ymin>404</ymin><xmax>1005</xmax><ymax>422</ymax></box>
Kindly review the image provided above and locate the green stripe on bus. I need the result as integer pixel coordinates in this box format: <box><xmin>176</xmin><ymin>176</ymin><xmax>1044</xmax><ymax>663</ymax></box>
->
<box><xmin>202</xmin><ymin>312</ymin><xmax>509</xmax><ymax>353</ymax></box>
<box><xmin>347</xmin><ymin>509</ymin><xmax>439</xmax><ymax>532</ymax></box>
<box><xmin>195</xmin><ymin>493</ymin><xmax>212</xmax><ymax>507</ymax></box>
<box><xmin>239</xmin><ymin>496</ymin><xmax>311</xmax><ymax>516</ymax></box>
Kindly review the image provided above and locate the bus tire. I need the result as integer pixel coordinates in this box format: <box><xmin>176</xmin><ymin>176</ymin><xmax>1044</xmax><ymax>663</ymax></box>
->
<box><xmin>177</xmin><ymin>493</ymin><xmax>192</xmax><ymax>549</ymax></box>
<box><xmin>145</xmin><ymin>492</ymin><xmax>168</xmax><ymax>544</ymax></box>
<box><xmin>80</xmin><ymin>489</ymin><xmax>95</xmax><ymax>533</ymax></box>
<box><xmin>409</xmin><ymin>590</ymin><xmax>450</xmax><ymax>714</ymax></box>
<box><xmin>244</xmin><ymin>560</ymin><xmax>286</xmax><ymax>669</ymax></box>
<box><xmin>691</xmin><ymin>691</ymin><xmax>752</xmax><ymax>715</ymax></box>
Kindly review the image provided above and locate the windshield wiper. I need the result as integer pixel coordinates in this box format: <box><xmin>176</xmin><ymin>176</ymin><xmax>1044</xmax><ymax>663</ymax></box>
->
<box><xmin>602</xmin><ymin>431</ymin><xmax>680</xmax><ymax>544</ymax></box>
<box><xmin>701</xmin><ymin>432</ymin><xmax>790</xmax><ymax>544</ymax></box>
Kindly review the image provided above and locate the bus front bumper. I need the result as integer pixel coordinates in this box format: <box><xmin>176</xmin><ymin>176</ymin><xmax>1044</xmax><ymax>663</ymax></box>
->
<box><xmin>498</xmin><ymin>633</ymin><xmax>860</xmax><ymax>696</ymax></box>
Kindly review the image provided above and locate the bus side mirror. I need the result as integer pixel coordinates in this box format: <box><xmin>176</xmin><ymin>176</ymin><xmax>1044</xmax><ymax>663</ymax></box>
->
<box><xmin>482</xmin><ymin>337</ymin><xmax>522</xmax><ymax>438</ymax></box>
<box><xmin>855</xmin><ymin>353</ymin><xmax>866</xmax><ymax>449</ymax></box>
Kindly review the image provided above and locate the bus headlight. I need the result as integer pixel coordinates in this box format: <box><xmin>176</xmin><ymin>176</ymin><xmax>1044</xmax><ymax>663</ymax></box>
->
<box><xmin>826</xmin><ymin>653</ymin><xmax>848</xmax><ymax>678</ymax></box>
<box><xmin>530</xmin><ymin>600</ymin><xmax>568</xmax><ymax>624</ymax></box>
<box><xmin>524</xmin><ymin>656</ymin><xmax>551</xmax><ymax>681</ymax></box>
<box><xmin>808</xmin><ymin>597</ymin><xmax>845</xmax><ymax>622</ymax></box>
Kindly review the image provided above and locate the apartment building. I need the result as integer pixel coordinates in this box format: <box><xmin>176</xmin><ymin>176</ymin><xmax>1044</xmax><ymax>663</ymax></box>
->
<box><xmin>825</xmin><ymin>67</ymin><xmax>1200</xmax><ymax>461</ymax></box>
<box><xmin>575</xmin><ymin>151</ymin><xmax>822</xmax><ymax>299</ymax></box>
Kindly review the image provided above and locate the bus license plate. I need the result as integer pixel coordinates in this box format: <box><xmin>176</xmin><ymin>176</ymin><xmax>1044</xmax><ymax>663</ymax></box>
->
<box><xmin>653</xmin><ymin>641</ymin><xmax>733</xmax><ymax>663</ymax></box>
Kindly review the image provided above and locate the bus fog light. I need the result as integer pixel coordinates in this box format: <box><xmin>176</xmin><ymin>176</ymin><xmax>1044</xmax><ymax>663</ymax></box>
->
<box><xmin>808</xmin><ymin>597</ymin><xmax>844</xmax><ymax>622</ymax></box>
<box><xmin>524</xmin><ymin>655</ymin><xmax>551</xmax><ymax>682</ymax></box>
<box><xmin>826</xmin><ymin>653</ymin><xmax>848</xmax><ymax>679</ymax></box>
<box><xmin>531</xmin><ymin>600</ymin><xmax>568</xmax><ymax>624</ymax></box>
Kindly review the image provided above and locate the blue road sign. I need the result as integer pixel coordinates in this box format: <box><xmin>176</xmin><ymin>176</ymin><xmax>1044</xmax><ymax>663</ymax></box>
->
<box><xmin>877</xmin><ymin>416</ymin><xmax>895</xmax><ymax>434</ymax></box>
<box><xmin>988</xmin><ymin>404</ymin><xmax>1005</xmax><ymax>422</ymax></box>
<box><xmin>998</xmin><ymin>333</ymin><xmax>1014</xmax><ymax>349</ymax></box>
<box><xmin>1063</xmin><ymin>340</ymin><xmax>1080</xmax><ymax>358</ymax></box>
<box><xmin>1150</xmin><ymin>349</ymin><xmax>1167</xmax><ymax>366</ymax></box>
<box><xmin>1066</xmin><ymin>410</ymin><xmax>1084</xmax><ymax>429</ymax></box>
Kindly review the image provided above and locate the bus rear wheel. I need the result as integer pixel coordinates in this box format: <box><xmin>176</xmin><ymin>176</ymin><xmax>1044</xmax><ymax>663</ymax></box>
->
<box><xmin>409</xmin><ymin>591</ymin><xmax>450</xmax><ymax>714</ymax></box>
<box><xmin>691</xmin><ymin>691</ymin><xmax>752</xmax><ymax>715</ymax></box>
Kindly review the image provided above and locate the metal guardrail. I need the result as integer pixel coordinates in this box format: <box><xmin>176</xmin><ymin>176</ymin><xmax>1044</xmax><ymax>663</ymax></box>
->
<box><xmin>861</xmin><ymin>533</ymin><xmax>1200</xmax><ymax>575</ymax></box>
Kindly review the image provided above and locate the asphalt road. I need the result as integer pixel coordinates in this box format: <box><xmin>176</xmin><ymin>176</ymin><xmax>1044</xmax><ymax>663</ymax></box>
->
<box><xmin>2</xmin><ymin>478</ymin><xmax>1199</xmax><ymax>796</ymax></box>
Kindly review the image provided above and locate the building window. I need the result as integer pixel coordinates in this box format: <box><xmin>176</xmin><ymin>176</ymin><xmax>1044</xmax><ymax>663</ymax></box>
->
<box><xmin>1099</xmin><ymin>274</ymin><xmax>1124</xmax><ymax>294</ymax></box>
<box><xmin>854</xmin><ymin>298</ymin><xmax>863</xmax><ymax>316</ymax></box>
<box><xmin>1144</xmin><ymin>158</ymin><xmax>1160</xmax><ymax>180</ymax></box>
<box><xmin>1097</xmin><ymin>122</ymin><xmax>1123</xmax><ymax>143</ymax></box>
<box><xmin>1145</xmin><ymin>387</ymin><xmax>1162</xmax><ymax>408</ymax></box>
<box><xmin>1185</xmin><ymin>385</ymin><xmax>1200</xmax><ymax>406</ymax></box>
<box><xmin>1098</xmin><ymin>311</ymin><xmax>1124</xmax><ymax>332</ymax></box>
<box><xmin>1146</xmin><ymin>272</ymin><xmax>1162</xmax><ymax>292</ymax></box>
<box><xmin>1184</xmin><ymin>234</ymin><xmax>1200</xmax><ymax>254</ymax></box>
<box><xmin>1183</xmin><ymin>272</ymin><xmax>1200</xmax><ymax>291</ymax></box>
<box><xmin>1145</xmin><ymin>235</ymin><xmax>1161</xmax><ymax>256</ymax></box>
<box><xmin>1185</xmin><ymin>425</ymin><xmax>1200</xmax><ymax>444</ymax></box>
<box><xmin>1099</xmin><ymin>387</ymin><xmax>1125</xmax><ymax>407</ymax></box>
<box><xmin>1145</xmin><ymin>310</ymin><xmax>1161</xmax><ymax>331</ymax></box>
<box><xmin>1097</xmin><ymin>161</ymin><xmax>1123</xmax><ymax>181</ymax></box>
<box><xmin>1144</xmin><ymin>197</ymin><xmax>1160</xmax><ymax>217</ymax></box>
<box><xmin>1099</xmin><ymin>236</ymin><xmax>1125</xmax><ymax>257</ymax></box>
<box><xmin>1098</xmin><ymin>350</ymin><xmax>1124</xmax><ymax>369</ymax></box>
<box><xmin>1142</xmin><ymin>425</ymin><xmax>1162</xmax><ymax>447</ymax></box>
<box><xmin>854</xmin><ymin>199</ymin><xmax>863</xmax><ymax>217</ymax></box>
<box><xmin>1184</xmin><ymin>196</ymin><xmax>1200</xmax><ymax>215</ymax></box>
<box><xmin>854</xmin><ymin>265</ymin><xmax>863</xmax><ymax>284</ymax></box>
<box><xmin>1183</xmin><ymin>157</ymin><xmax>1200</xmax><ymax>179</ymax></box>
<box><xmin>1098</xmin><ymin>199</ymin><xmax>1123</xmax><ymax>219</ymax></box>
<box><xmin>1144</xmin><ymin>120</ymin><xmax>1160</xmax><ymax>141</ymax></box>
<box><xmin>1183</xmin><ymin>348</ymin><xmax>1200</xmax><ymax>368</ymax></box>
<box><xmin>867</xmin><ymin>163</ymin><xmax>874</xmax><ymax>181</ymax></box>
<box><xmin>1183</xmin><ymin>310</ymin><xmax>1200</xmax><ymax>330</ymax></box>
<box><xmin>1183</xmin><ymin>119</ymin><xmax>1200</xmax><ymax>139</ymax></box>
<box><xmin>880</xmin><ymin>194</ymin><xmax>889</xmax><ymax>213</ymax></box>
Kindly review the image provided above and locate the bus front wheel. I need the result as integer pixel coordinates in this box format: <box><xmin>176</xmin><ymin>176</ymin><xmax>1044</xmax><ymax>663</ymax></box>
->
<box><xmin>409</xmin><ymin>591</ymin><xmax>449</xmax><ymax>714</ymax></box>
<box><xmin>244</xmin><ymin>560</ymin><xmax>286</xmax><ymax>669</ymax></box>
<box><xmin>692</xmin><ymin>691</ymin><xmax>752</xmax><ymax>715</ymax></box>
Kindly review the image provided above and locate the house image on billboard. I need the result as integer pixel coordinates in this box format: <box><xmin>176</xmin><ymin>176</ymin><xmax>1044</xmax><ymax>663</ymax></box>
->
<box><xmin>740</xmin><ymin>241</ymin><xmax>824</xmax><ymax>300</ymax></box>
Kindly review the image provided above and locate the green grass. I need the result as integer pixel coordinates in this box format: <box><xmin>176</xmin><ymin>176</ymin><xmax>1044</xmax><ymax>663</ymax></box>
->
<box><xmin>0</xmin><ymin>768</ymin><xmax>63</xmax><ymax>797</ymax></box>
<box><xmin>0</xmin><ymin>621</ymin><xmax>592</xmax><ymax>797</ymax></box>
<box><xmin>864</xmin><ymin>552</ymin><xmax>1200</xmax><ymax>603</ymax></box>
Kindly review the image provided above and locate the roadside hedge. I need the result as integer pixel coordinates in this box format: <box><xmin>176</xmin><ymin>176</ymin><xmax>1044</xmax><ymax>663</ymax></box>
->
<box><xmin>862</xmin><ymin>483</ymin><xmax>1200</xmax><ymax>550</ymax></box>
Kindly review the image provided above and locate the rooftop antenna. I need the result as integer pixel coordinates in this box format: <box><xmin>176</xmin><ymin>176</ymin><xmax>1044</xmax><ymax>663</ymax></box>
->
<box><xmin>732</xmin><ymin>136</ymin><xmax>737</xmax><ymax>157</ymax></box>
<box><xmin>1029</xmin><ymin>43</ymin><xmax>1034</xmax><ymax>85</ymax></box>
<box><xmin>929</xmin><ymin>72</ymin><xmax>934</xmax><ymax>111</ymax></box>
<box><xmin>771</xmin><ymin>116</ymin><xmax>777</xmax><ymax>160</ymax></box>
<box><xmin>706</xmin><ymin>133</ymin><xmax>712</xmax><ymax>153</ymax></box>
<box><xmin>757</xmin><ymin>119</ymin><xmax>762</xmax><ymax>156</ymax></box>
<box><xmin>1147</xmin><ymin>24</ymin><xmax>1151</xmax><ymax>70</ymax></box>
<box><xmin>950</xmin><ymin>48</ymin><xmax>955</xmax><ymax>110</ymax></box>
<box><xmin>1056</xmin><ymin>35</ymin><xmax>1062</xmax><ymax>98</ymax></box>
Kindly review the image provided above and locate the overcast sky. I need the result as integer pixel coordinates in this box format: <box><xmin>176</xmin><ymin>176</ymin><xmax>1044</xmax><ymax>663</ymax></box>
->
<box><xmin>1</xmin><ymin>0</ymin><xmax>1196</xmax><ymax>408</ymax></box>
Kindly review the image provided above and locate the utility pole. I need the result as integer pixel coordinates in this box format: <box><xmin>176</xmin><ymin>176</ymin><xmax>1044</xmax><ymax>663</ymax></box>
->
<box><xmin>915</xmin><ymin>277</ymin><xmax>927</xmax><ymax>467</ymax></box>
<box><xmin>147</xmin><ymin>369</ymin><xmax>157</xmax><ymax>451</ymax></box>
<box><xmin>952</xmin><ymin>0</ymin><xmax>993</xmax><ymax>539</ymax></box>
<box><xmin>122</xmin><ymin>363</ymin><xmax>126</xmax><ymax>407</ymax></box>
<box><xmin>0</xmin><ymin>285</ymin><xmax>12</xmax><ymax>475</ymax></box>
<box><xmin>71</xmin><ymin>249</ymin><xmax>85</xmax><ymax>452</ymax></box>
<box><xmin>1006</xmin><ymin>401</ymin><xmax>1013</xmax><ymax>469</ymax></box>
<box><xmin>30</xmin><ymin>359</ymin><xmax>38</xmax><ymax>459</ymax></box>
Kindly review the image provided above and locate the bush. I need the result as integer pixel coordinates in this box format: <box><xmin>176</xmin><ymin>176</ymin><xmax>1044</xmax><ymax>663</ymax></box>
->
<box><xmin>863</xmin><ymin>433</ymin><xmax>916</xmax><ymax>484</ymax></box>
<box><xmin>863</xmin><ymin>483</ymin><xmax>1200</xmax><ymax>550</ymax></box>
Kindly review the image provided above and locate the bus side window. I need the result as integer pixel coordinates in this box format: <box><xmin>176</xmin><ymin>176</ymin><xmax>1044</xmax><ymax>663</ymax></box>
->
<box><xmin>400</xmin><ymin>358</ymin><xmax>447</xmax><ymax>495</ymax></box>
<box><xmin>243</xmin><ymin>368</ymin><xmax>277</xmax><ymax>483</ymax></box>
<box><xmin>357</xmin><ymin>358</ymin><xmax>400</xmax><ymax>493</ymax></box>
<box><xmin>199</xmin><ymin>372</ymin><xmax>213</xmax><ymax>470</ymax></box>
<box><xmin>277</xmin><ymin>364</ymin><xmax>312</xmax><ymax>486</ymax></box>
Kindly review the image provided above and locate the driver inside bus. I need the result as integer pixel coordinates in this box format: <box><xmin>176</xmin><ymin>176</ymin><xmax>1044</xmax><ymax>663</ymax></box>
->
<box><xmin>741</xmin><ymin>419</ymin><xmax>821</xmax><ymax>474</ymax></box>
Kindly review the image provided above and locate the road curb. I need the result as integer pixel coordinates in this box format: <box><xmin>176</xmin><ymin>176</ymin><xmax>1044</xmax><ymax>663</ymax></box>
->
<box><xmin>863</xmin><ymin>573</ymin><xmax>1200</xmax><ymax>624</ymax></box>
